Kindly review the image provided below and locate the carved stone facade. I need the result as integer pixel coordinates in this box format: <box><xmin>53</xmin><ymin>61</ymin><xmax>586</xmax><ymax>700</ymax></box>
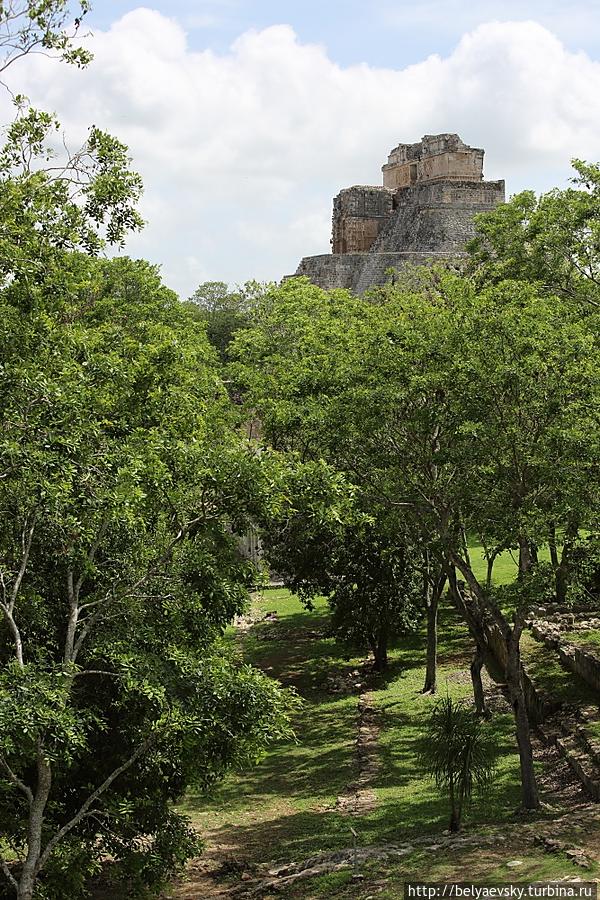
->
<box><xmin>293</xmin><ymin>133</ymin><xmax>505</xmax><ymax>293</ymax></box>
<box><xmin>331</xmin><ymin>186</ymin><xmax>393</xmax><ymax>253</ymax></box>
<box><xmin>382</xmin><ymin>133</ymin><xmax>484</xmax><ymax>190</ymax></box>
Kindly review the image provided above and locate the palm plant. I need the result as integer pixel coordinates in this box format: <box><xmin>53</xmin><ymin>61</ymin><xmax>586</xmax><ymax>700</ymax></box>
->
<box><xmin>420</xmin><ymin>695</ymin><xmax>498</xmax><ymax>832</ymax></box>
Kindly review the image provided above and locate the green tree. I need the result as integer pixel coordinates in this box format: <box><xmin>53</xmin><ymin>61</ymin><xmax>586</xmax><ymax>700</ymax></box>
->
<box><xmin>264</xmin><ymin>464</ymin><xmax>421</xmax><ymax>671</ymax></box>
<box><xmin>233</xmin><ymin>269</ymin><xmax>600</xmax><ymax>812</ymax></box>
<box><xmin>468</xmin><ymin>164</ymin><xmax>600</xmax><ymax>601</ymax></box>
<box><xmin>420</xmin><ymin>696</ymin><xmax>498</xmax><ymax>832</ymax></box>
<box><xmin>468</xmin><ymin>160</ymin><xmax>600</xmax><ymax>310</ymax></box>
<box><xmin>353</xmin><ymin>274</ymin><xmax>600</xmax><ymax>809</ymax></box>
<box><xmin>232</xmin><ymin>280</ymin><xmax>426</xmax><ymax>671</ymax></box>
<box><xmin>0</xmin><ymin>254</ymin><xmax>294</xmax><ymax>900</ymax></box>
<box><xmin>0</xmin><ymin>1</ymin><xmax>92</xmax><ymax>80</ymax></box>
<box><xmin>186</xmin><ymin>281</ymin><xmax>267</xmax><ymax>362</ymax></box>
<box><xmin>323</xmin><ymin>521</ymin><xmax>422</xmax><ymax>672</ymax></box>
<box><xmin>0</xmin><ymin>7</ymin><xmax>294</xmax><ymax>896</ymax></box>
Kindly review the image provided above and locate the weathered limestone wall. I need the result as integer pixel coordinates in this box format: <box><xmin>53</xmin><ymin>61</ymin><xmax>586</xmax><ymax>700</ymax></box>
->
<box><xmin>371</xmin><ymin>180</ymin><xmax>506</xmax><ymax>255</ymax></box>
<box><xmin>531</xmin><ymin>620</ymin><xmax>600</xmax><ymax>694</ymax></box>
<box><xmin>483</xmin><ymin>621</ymin><xmax>559</xmax><ymax>724</ymax></box>
<box><xmin>332</xmin><ymin>186</ymin><xmax>394</xmax><ymax>253</ymax></box>
<box><xmin>294</xmin><ymin>251</ymin><xmax>459</xmax><ymax>293</ymax></box>
<box><xmin>382</xmin><ymin>133</ymin><xmax>484</xmax><ymax>189</ymax></box>
<box><xmin>296</xmin><ymin>178</ymin><xmax>504</xmax><ymax>293</ymax></box>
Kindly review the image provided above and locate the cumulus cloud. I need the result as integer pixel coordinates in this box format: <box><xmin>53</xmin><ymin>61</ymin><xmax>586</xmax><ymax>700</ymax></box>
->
<box><xmin>3</xmin><ymin>10</ymin><xmax>600</xmax><ymax>297</ymax></box>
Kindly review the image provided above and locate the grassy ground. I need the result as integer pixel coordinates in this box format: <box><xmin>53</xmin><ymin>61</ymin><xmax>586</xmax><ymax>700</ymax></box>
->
<box><xmin>288</xmin><ymin>843</ymin><xmax>600</xmax><ymax>900</ymax></box>
<box><xmin>181</xmin><ymin>592</ymin><xmax>521</xmax><ymax>863</ymax></box>
<box><xmin>180</xmin><ymin>590</ymin><xmax>360</xmax><ymax>864</ymax></box>
<box><xmin>520</xmin><ymin>631</ymin><xmax>600</xmax><ymax>708</ymax></box>
<box><xmin>565</xmin><ymin>628</ymin><xmax>600</xmax><ymax>650</ymax></box>
<box><xmin>467</xmin><ymin>540</ymin><xmax>553</xmax><ymax>587</ymax></box>
<box><xmin>365</xmin><ymin>619</ymin><xmax>523</xmax><ymax>842</ymax></box>
<box><xmin>171</xmin><ymin>584</ymin><xmax>600</xmax><ymax>898</ymax></box>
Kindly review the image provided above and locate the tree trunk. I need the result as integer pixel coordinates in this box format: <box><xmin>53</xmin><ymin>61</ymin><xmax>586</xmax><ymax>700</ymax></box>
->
<box><xmin>548</xmin><ymin>524</ymin><xmax>559</xmax><ymax>570</ymax></box>
<box><xmin>505</xmin><ymin>623</ymin><xmax>540</xmax><ymax>810</ymax></box>
<box><xmin>447</xmin><ymin>551</ymin><xmax>540</xmax><ymax>810</ymax></box>
<box><xmin>373</xmin><ymin>631</ymin><xmax>388</xmax><ymax>672</ymax></box>
<box><xmin>460</xmin><ymin>523</ymin><xmax>471</xmax><ymax>569</ymax></box>
<box><xmin>486</xmin><ymin>549</ymin><xmax>499</xmax><ymax>590</ymax></box>
<box><xmin>555</xmin><ymin>563</ymin><xmax>568</xmax><ymax>605</ymax></box>
<box><xmin>18</xmin><ymin>878</ymin><xmax>35</xmax><ymax>900</ymax></box>
<box><xmin>448</xmin><ymin>778</ymin><xmax>460</xmax><ymax>832</ymax></box>
<box><xmin>470</xmin><ymin>645</ymin><xmax>487</xmax><ymax>716</ymax></box>
<box><xmin>423</xmin><ymin>593</ymin><xmax>438</xmax><ymax>693</ymax></box>
<box><xmin>556</xmin><ymin>522</ymin><xmax>578</xmax><ymax>604</ymax></box>
<box><xmin>422</xmin><ymin>570</ymin><xmax>446</xmax><ymax>694</ymax></box>
<box><xmin>17</xmin><ymin>749</ymin><xmax>52</xmax><ymax>900</ymax></box>
<box><xmin>518</xmin><ymin>535</ymin><xmax>535</xmax><ymax>576</ymax></box>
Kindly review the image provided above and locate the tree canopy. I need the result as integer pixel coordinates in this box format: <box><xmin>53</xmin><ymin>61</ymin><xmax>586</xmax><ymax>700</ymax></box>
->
<box><xmin>0</xmin><ymin>7</ymin><xmax>295</xmax><ymax>898</ymax></box>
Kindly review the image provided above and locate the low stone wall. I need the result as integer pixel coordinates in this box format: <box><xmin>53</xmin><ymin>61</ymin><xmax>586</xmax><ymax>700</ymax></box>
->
<box><xmin>559</xmin><ymin>645</ymin><xmax>600</xmax><ymax>693</ymax></box>
<box><xmin>483</xmin><ymin>620</ymin><xmax>558</xmax><ymax>724</ymax></box>
<box><xmin>455</xmin><ymin>590</ymin><xmax>600</xmax><ymax>798</ymax></box>
<box><xmin>293</xmin><ymin>251</ymin><xmax>459</xmax><ymax>293</ymax></box>
<box><xmin>531</xmin><ymin>621</ymin><xmax>600</xmax><ymax>694</ymax></box>
<box><xmin>538</xmin><ymin>725</ymin><xmax>600</xmax><ymax>802</ymax></box>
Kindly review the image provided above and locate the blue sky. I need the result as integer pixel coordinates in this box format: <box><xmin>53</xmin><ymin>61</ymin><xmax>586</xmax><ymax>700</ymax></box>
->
<box><xmin>86</xmin><ymin>0</ymin><xmax>600</xmax><ymax>66</ymax></box>
<box><xmin>4</xmin><ymin>1</ymin><xmax>600</xmax><ymax>296</ymax></box>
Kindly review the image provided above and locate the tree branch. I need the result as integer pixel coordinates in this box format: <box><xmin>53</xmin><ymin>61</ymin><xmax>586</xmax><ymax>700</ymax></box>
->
<box><xmin>10</xmin><ymin>514</ymin><xmax>36</xmax><ymax>610</ymax></box>
<box><xmin>71</xmin><ymin>515</ymin><xmax>204</xmax><ymax>661</ymax></box>
<box><xmin>0</xmin><ymin>851</ymin><xmax>17</xmax><ymax>891</ymax></box>
<box><xmin>0</xmin><ymin>752</ymin><xmax>33</xmax><ymax>804</ymax></box>
<box><xmin>37</xmin><ymin>734</ymin><xmax>154</xmax><ymax>873</ymax></box>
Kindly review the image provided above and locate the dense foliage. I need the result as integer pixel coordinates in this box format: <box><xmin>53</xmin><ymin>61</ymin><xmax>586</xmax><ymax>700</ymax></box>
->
<box><xmin>0</xmin><ymin>251</ymin><xmax>294</xmax><ymax>899</ymax></box>
<box><xmin>185</xmin><ymin>280</ymin><xmax>266</xmax><ymax>362</ymax></box>
<box><xmin>0</xmin><ymin>7</ymin><xmax>294</xmax><ymax>898</ymax></box>
<box><xmin>3</xmin><ymin>4</ymin><xmax>600</xmax><ymax>894</ymax></box>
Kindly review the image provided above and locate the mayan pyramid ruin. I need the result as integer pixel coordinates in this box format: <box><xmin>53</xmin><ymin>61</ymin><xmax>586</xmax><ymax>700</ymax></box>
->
<box><xmin>293</xmin><ymin>133</ymin><xmax>505</xmax><ymax>293</ymax></box>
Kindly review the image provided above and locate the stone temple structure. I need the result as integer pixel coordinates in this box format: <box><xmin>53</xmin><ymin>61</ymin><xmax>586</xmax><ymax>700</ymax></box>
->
<box><xmin>293</xmin><ymin>133</ymin><xmax>505</xmax><ymax>293</ymax></box>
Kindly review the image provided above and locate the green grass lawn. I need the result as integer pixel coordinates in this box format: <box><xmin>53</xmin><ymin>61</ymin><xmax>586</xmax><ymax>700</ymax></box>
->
<box><xmin>288</xmin><ymin>842</ymin><xmax>599</xmax><ymax>900</ymax></box>
<box><xmin>179</xmin><ymin>587</ymin><xmax>534</xmax><ymax>876</ymax></box>
<box><xmin>172</xmin><ymin>563</ymin><xmax>600</xmax><ymax>899</ymax></box>
<box><xmin>180</xmin><ymin>589</ymin><xmax>362</xmax><ymax>864</ymax></box>
<box><xmin>467</xmin><ymin>539</ymin><xmax>553</xmax><ymax>587</ymax></box>
<box><xmin>368</xmin><ymin>613</ymin><xmax>524</xmax><ymax>843</ymax></box>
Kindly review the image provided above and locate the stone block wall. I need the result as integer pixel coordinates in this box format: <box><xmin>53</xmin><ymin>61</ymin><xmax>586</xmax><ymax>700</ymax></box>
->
<box><xmin>382</xmin><ymin>133</ymin><xmax>484</xmax><ymax>189</ymax></box>
<box><xmin>370</xmin><ymin>179</ymin><xmax>506</xmax><ymax>255</ymax></box>
<box><xmin>483</xmin><ymin>619</ymin><xmax>558</xmax><ymax>724</ymax></box>
<box><xmin>530</xmin><ymin>620</ymin><xmax>600</xmax><ymax>694</ymax></box>
<box><xmin>294</xmin><ymin>251</ymin><xmax>460</xmax><ymax>293</ymax></box>
<box><xmin>332</xmin><ymin>186</ymin><xmax>393</xmax><ymax>253</ymax></box>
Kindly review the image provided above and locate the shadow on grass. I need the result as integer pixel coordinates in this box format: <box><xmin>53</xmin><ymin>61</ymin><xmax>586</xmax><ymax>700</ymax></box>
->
<box><xmin>374</xmin><ymin>714</ymin><xmax>523</xmax><ymax>834</ymax></box>
<box><xmin>181</xmin><ymin>734</ymin><xmax>525</xmax><ymax>868</ymax></box>
<box><xmin>184</xmin><ymin>701</ymin><xmax>357</xmax><ymax>817</ymax></box>
<box><xmin>180</xmin><ymin>593</ymin><xmax>527</xmax><ymax>871</ymax></box>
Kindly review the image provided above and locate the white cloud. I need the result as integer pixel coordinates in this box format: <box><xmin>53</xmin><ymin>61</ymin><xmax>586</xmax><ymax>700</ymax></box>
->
<box><xmin>3</xmin><ymin>11</ymin><xmax>600</xmax><ymax>297</ymax></box>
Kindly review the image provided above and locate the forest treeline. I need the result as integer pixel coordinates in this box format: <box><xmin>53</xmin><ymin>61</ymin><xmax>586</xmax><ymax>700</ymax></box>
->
<box><xmin>1</xmin><ymin>2</ymin><xmax>600</xmax><ymax>899</ymax></box>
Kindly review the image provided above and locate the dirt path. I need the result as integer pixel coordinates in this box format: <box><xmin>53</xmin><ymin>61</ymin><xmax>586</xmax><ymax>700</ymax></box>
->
<box><xmin>335</xmin><ymin>690</ymin><xmax>381</xmax><ymax>815</ymax></box>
